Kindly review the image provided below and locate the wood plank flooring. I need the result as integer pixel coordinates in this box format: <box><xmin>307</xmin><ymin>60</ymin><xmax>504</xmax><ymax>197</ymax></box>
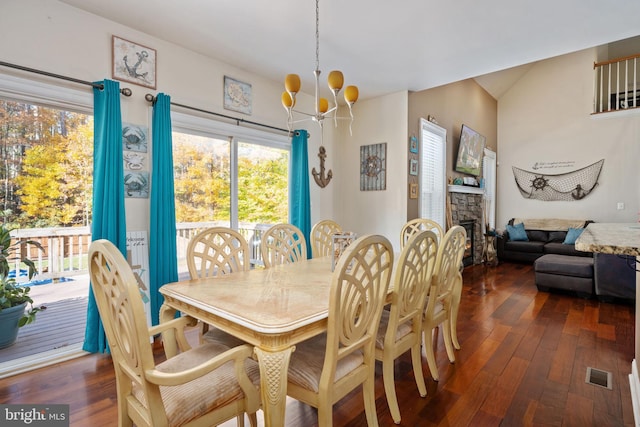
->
<box><xmin>0</xmin><ymin>262</ymin><xmax>635</xmax><ymax>426</ymax></box>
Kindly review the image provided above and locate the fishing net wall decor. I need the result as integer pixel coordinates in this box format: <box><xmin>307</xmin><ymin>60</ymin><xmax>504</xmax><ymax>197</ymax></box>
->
<box><xmin>512</xmin><ymin>159</ymin><xmax>604</xmax><ymax>201</ymax></box>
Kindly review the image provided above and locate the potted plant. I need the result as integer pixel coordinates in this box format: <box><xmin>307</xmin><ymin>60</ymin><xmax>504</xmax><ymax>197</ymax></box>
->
<box><xmin>0</xmin><ymin>224</ymin><xmax>45</xmax><ymax>349</ymax></box>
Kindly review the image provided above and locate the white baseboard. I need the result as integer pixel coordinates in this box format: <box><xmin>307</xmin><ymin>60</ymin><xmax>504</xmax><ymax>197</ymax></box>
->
<box><xmin>0</xmin><ymin>343</ymin><xmax>88</xmax><ymax>379</ymax></box>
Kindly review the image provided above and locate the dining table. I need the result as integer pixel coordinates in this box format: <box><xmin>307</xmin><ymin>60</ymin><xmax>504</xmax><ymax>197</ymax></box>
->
<box><xmin>159</xmin><ymin>255</ymin><xmax>340</xmax><ymax>427</ymax></box>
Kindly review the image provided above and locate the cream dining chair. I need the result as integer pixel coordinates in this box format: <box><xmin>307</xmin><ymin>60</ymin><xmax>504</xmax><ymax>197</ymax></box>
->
<box><xmin>186</xmin><ymin>226</ymin><xmax>249</xmax><ymax>347</ymax></box>
<box><xmin>310</xmin><ymin>219</ymin><xmax>342</xmax><ymax>258</ymax></box>
<box><xmin>260</xmin><ymin>223</ymin><xmax>307</xmax><ymax>268</ymax></box>
<box><xmin>447</xmin><ymin>226</ymin><xmax>468</xmax><ymax>351</ymax></box>
<box><xmin>374</xmin><ymin>229</ymin><xmax>438</xmax><ymax>424</ymax></box>
<box><xmin>423</xmin><ymin>225</ymin><xmax>467</xmax><ymax>381</ymax></box>
<box><xmin>187</xmin><ymin>226</ymin><xmax>250</xmax><ymax>278</ymax></box>
<box><xmin>286</xmin><ymin>234</ymin><xmax>394</xmax><ymax>427</ymax></box>
<box><xmin>87</xmin><ymin>239</ymin><xmax>260</xmax><ymax>427</ymax></box>
<box><xmin>400</xmin><ymin>218</ymin><xmax>444</xmax><ymax>248</ymax></box>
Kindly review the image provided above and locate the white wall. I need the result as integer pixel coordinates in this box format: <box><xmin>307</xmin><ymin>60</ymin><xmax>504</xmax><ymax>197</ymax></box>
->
<box><xmin>1</xmin><ymin>0</ymin><xmax>332</xmax><ymax>231</ymax></box>
<box><xmin>497</xmin><ymin>47</ymin><xmax>640</xmax><ymax>227</ymax></box>
<box><xmin>335</xmin><ymin>91</ymin><xmax>409</xmax><ymax>251</ymax></box>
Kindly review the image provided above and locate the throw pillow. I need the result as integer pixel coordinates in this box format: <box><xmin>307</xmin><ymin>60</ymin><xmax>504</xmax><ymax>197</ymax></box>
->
<box><xmin>563</xmin><ymin>227</ymin><xmax>584</xmax><ymax>244</ymax></box>
<box><xmin>506</xmin><ymin>222</ymin><xmax>528</xmax><ymax>241</ymax></box>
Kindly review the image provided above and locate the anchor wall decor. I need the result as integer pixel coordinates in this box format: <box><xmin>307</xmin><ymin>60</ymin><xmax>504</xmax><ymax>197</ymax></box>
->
<box><xmin>312</xmin><ymin>146</ymin><xmax>332</xmax><ymax>188</ymax></box>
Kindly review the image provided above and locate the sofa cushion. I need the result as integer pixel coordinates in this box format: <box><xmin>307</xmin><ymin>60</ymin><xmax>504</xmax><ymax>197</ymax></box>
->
<box><xmin>548</xmin><ymin>231</ymin><xmax>567</xmax><ymax>242</ymax></box>
<box><xmin>543</xmin><ymin>242</ymin><xmax>591</xmax><ymax>257</ymax></box>
<box><xmin>504</xmin><ymin>241</ymin><xmax>545</xmax><ymax>253</ymax></box>
<box><xmin>527</xmin><ymin>230</ymin><xmax>549</xmax><ymax>242</ymax></box>
<box><xmin>563</xmin><ymin>227</ymin><xmax>584</xmax><ymax>244</ymax></box>
<box><xmin>506</xmin><ymin>222</ymin><xmax>528</xmax><ymax>241</ymax></box>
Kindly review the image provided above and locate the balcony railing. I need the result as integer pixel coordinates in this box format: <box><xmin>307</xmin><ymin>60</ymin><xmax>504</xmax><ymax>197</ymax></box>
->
<box><xmin>593</xmin><ymin>54</ymin><xmax>640</xmax><ymax>114</ymax></box>
<box><xmin>9</xmin><ymin>222</ymin><xmax>273</xmax><ymax>283</ymax></box>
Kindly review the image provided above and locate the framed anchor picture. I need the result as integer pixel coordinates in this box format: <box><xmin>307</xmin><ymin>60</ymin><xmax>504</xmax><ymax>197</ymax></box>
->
<box><xmin>112</xmin><ymin>36</ymin><xmax>157</xmax><ymax>89</ymax></box>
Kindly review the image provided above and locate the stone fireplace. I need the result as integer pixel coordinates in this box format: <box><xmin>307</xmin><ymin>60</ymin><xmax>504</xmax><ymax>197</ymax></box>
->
<box><xmin>448</xmin><ymin>185</ymin><xmax>484</xmax><ymax>266</ymax></box>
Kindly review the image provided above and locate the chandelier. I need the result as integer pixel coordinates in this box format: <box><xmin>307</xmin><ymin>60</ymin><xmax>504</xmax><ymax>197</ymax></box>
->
<box><xmin>281</xmin><ymin>0</ymin><xmax>359</xmax><ymax>134</ymax></box>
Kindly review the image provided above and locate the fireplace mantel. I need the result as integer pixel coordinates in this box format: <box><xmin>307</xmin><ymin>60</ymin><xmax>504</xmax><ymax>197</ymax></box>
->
<box><xmin>448</xmin><ymin>185</ymin><xmax>484</xmax><ymax>195</ymax></box>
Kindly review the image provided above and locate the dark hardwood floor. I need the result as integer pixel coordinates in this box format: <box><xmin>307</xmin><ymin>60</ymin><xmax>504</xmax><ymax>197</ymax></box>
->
<box><xmin>0</xmin><ymin>262</ymin><xmax>635</xmax><ymax>426</ymax></box>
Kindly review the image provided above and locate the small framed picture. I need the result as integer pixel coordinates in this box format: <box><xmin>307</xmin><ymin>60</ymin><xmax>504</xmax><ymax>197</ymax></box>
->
<box><xmin>409</xmin><ymin>183</ymin><xmax>418</xmax><ymax>199</ymax></box>
<box><xmin>409</xmin><ymin>136</ymin><xmax>418</xmax><ymax>153</ymax></box>
<box><xmin>122</xmin><ymin>123</ymin><xmax>148</xmax><ymax>153</ymax></box>
<box><xmin>124</xmin><ymin>171</ymin><xmax>150</xmax><ymax>198</ymax></box>
<box><xmin>224</xmin><ymin>76</ymin><xmax>252</xmax><ymax>115</ymax></box>
<box><xmin>112</xmin><ymin>36</ymin><xmax>156</xmax><ymax>89</ymax></box>
<box><xmin>409</xmin><ymin>158</ymin><xmax>419</xmax><ymax>176</ymax></box>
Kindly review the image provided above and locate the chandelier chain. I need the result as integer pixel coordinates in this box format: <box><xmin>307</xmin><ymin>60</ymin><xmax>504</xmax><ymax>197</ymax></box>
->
<box><xmin>315</xmin><ymin>0</ymin><xmax>320</xmax><ymax>72</ymax></box>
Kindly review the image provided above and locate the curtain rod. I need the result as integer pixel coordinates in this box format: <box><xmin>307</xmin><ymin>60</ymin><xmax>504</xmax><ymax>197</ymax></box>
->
<box><xmin>0</xmin><ymin>61</ymin><xmax>132</xmax><ymax>97</ymax></box>
<box><xmin>145</xmin><ymin>93</ymin><xmax>291</xmax><ymax>135</ymax></box>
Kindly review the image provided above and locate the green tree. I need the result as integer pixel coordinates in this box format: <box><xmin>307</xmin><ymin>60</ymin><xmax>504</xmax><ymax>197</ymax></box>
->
<box><xmin>0</xmin><ymin>100</ymin><xmax>92</xmax><ymax>227</ymax></box>
<box><xmin>63</xmin><ymin>122</ymin><xmax>93</xmax><ymax>226</ymax></box>
<box><xmin>15</xmin><ymin>137</ymin><xmax>68</xmax><ymax>226</ymax></box>
<box><xmin>173</xmin><ymin>140</ymin><xmax>230</xmax><ymax>222</ymax></box>
<box><xmin>238</xmin><ymin>154</ymin><xmax>288</xmax><ymax>223</ymax></box>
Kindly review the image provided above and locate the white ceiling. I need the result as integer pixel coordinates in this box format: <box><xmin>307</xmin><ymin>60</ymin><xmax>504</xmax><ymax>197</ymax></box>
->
<box><xmin>59</xmin><ymin>0</ymin><xmax>640</xmax><ymax>100</ymax></box>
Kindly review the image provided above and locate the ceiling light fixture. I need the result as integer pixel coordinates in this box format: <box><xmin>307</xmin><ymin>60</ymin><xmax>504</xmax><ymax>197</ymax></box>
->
<box><xmin>281</xmin><ymin>0</ymin><xmax>359</xmax><ymax>135</ymax></box>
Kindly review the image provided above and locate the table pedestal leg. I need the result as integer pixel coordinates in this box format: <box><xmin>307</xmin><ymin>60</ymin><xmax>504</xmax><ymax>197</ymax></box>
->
<box><xmin>254</xmin><ymin>346</ymin><xmax>295</xmax><ymax>427</ymax></box>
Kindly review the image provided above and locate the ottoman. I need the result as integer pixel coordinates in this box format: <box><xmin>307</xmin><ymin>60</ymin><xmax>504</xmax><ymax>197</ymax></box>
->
<box><xmin>534</xmin><ymin>254</ymin><xmax>594</xmax><ymax>298</ymax></box>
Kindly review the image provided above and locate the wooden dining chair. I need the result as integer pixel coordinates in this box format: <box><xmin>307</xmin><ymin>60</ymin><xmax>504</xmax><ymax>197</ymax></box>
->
<box><xmin>88</xmin><ymin>239</ymin><xmax>260</xmax><ymax>427</ymax></box>
<box><xmin>446</xmin><ymin>226</ymin><xmax>468</xmax><ymax>351</ymax></box>
<box><xmin>400</xmin><ymin>218</ymin><xmax>444</xmax><ymax>247</ymax></box>
<box><xmin>286</xmin><ymin>234</ymin><xmax>394</xmax><ymax>427</ymax></box>
<box><xmin>260</xmin><ymin>223</ymin><xmax>307</xmax><ymax>268</ymax></box>
<box><xmin>423</xmin><ymin>225</ymin><xmax>467</xmax><ymax>381</ymax></box>
<box><xmin>310</xmin><ymin>219</ymin><xmax>342</xmax><ymax>258</ymax></box>
<box><xmin>186</xmin><ymin>226</ymin><xmax>249</xmax><ymax>346</ymax></box>
<box><xmin>187</xmin><ymin>226</ymin><xmax>250</xmax><ymax>278</ymax></box>
<box><xmin>374</xmin><ymin>230</ymin><xmax>438</xmax><ymax>424</ymax></box>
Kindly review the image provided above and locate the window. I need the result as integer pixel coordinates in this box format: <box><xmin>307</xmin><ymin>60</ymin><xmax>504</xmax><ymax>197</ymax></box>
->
<box><xmin>482</xmin><ymin>148</ymin><xmax>496</xmax><ymax>230</ymax></box>
<box><xmin>418</xmin><ymin>118</ymin><xmax>447</xmax><ymax>229</ymax></box>
<box><xmin>171</xmin><ymin>112</ymin><xmax>290</xmax><ymax>273</ymax></box>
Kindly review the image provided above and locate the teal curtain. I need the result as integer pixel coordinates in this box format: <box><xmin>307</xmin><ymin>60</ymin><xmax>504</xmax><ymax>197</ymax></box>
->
<box><xmin>149</xmin><ymin>93</ymin><xmax>178</xmax><ymax>325</ymax></box>
<box><xmin>289</xmin><ymin>130</ymin><xmax>311</xmax><ymax>257</ymax></box>
<box><xmin>83</xmin><ymin>79</ymin><xmax>127</xmax><ymax>353</ymax></box>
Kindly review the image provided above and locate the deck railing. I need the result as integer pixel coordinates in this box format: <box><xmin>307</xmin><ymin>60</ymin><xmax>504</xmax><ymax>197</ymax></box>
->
<box><xmin>10</xmin><ymin>226</ymin><xmax>91</xmax><ymax>282</ymax></box>
<box><xmin>593</xmin><ymin>54</ymin><xmax>640</xmax><ymax>113</ymax></box>
<box><xmin>10</xmin><ymin>222</ymin><xmax>273</xmax><ymax>283</ymax></box>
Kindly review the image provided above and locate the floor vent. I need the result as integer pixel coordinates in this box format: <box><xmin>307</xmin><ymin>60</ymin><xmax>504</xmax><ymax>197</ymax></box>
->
<box><xmin>585</xmin><ymin>367</ymin><xmax>612</xmax><ymax>390</ymax></box>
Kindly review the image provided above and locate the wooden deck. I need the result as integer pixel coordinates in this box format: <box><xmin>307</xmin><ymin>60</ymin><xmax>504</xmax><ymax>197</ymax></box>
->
<box><xmin>0</xmin><ymin>297</ymin><xmax>88</xmax><ymax>367</ymax></box>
